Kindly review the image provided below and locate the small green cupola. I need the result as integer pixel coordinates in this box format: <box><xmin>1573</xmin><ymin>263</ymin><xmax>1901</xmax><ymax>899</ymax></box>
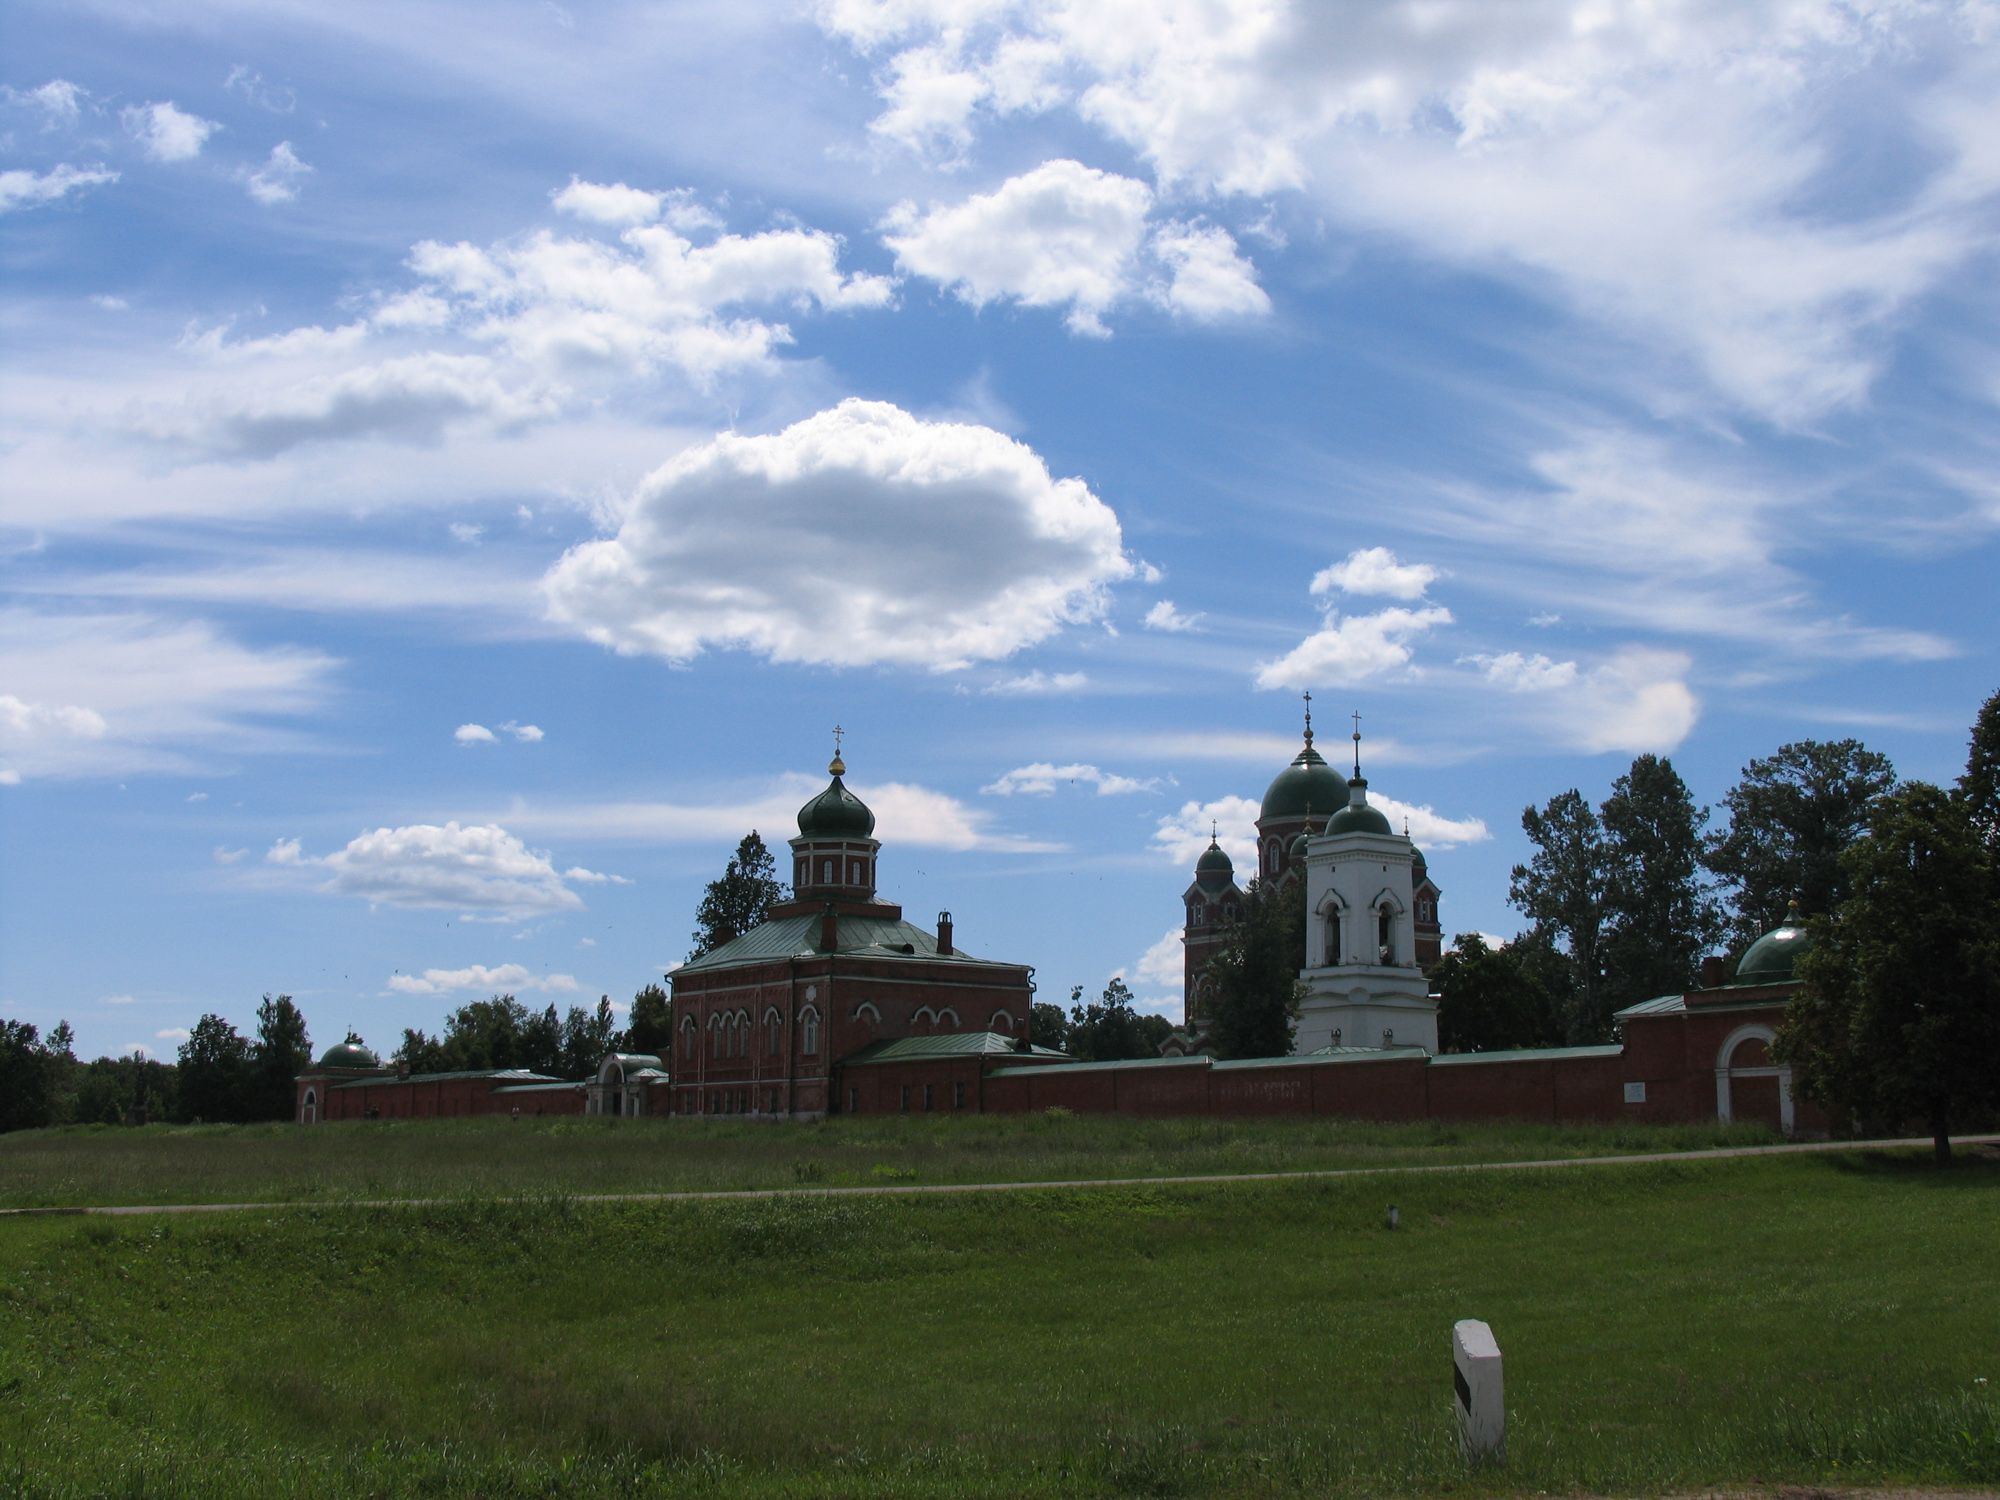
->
<box><xmin>1734</xmin><ymin>901</ymin><xmax>1811</xmax><ymax>985</ymax></box>
<box><xmin>315</xmin><ymin>1035</ymin><xmax>379</xmax><ymax>1070</ymax></box>
<box><xmin>791</xmin><ymin>736</ymin><xmax>883</xmax><ymax>901</ymax></box>
<box><xmin>1194</xmin><ymin>836</ymin><xmax>1235</xmax><ymax>893</ymax></box>
<box><xmin>1323</xmin><ymin>721</ymin><xmax>1392</xmax><ymax>836</ymax></box>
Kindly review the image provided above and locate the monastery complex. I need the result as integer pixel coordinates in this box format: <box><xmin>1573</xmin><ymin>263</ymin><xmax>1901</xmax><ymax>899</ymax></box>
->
<box><xmin>297</xmin><ymin>718</ymin><xmax>1824</xmax><ymax>1135</ymax></box>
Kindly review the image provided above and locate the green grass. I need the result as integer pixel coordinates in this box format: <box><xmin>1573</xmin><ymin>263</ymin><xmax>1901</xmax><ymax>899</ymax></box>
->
<box><xmin>0</xmin><ymin>1112</ymin><xmax>1806</xmax><ymax>1211</ymax></box>
<box><xmin>2</xmin><ymin>1138</ymin><xmax>1997</xmax><ymax>1498</ymax></box>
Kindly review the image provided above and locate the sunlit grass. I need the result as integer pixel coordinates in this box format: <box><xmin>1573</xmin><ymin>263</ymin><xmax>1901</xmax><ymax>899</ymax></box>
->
<box><xmin>2</xmin><ymin>1147</ymin><xmax>1996</xmax><ymax>1498</ymax></box>
<box><xmin>0</xmin><ymin>1110</ymin><xmax>1801</xmax><ymax>1211</ymax></box>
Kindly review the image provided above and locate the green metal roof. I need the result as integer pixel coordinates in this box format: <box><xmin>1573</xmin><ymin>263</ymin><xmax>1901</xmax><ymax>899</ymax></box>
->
<box><xmin>330</xmin><ymin>1067</ymin><xmax>557</xmax><ymax>1090</ymax></box>
<box><xmin>1429</xmin><ymin>1045</ymin><xmax>1623</xmax><ymax>1065</ymax></box>
<box><xmin>491</xmin><ymin>1080</ymin><xmax>586</xmax><ymax>1094</ymax></box>
<box><xmin>678</xmin><ymin>908</ymin><xmax>1019</xmax><ymax>974</ymax></box>
<box><xmin>839</xmin><ymin>1032</ymin><xmax>1071</xmax><ymax>1067</ymax></box>
<box><xmin>1613</xmin><ymin>993</ymin><xmax>1689</xmax><ymax>1019</ymax></box>
<box><xmin>1214</xmin><ymin>1047</ymin><xmax>1430</xmax><ymax>1069</ymax></box>
<box><xmin>988</xmin><ymin>1053</ymin><xmax>1208</xmax><ymax>1078</ymax></box>
<box><xmin>1735</xmin><ymin>920</ymin><xmax>1809</xmax><ymax>984</ymax></box>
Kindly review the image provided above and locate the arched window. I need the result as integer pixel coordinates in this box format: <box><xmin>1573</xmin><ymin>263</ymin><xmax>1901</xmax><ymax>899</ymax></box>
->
<box><xmin>681</xmin><ymin>1017</ymin><xmax>697</xmax><ymax>1061</ymax></box>
<box><xmin>989</xmin><ymin>1009</ymin><xmax>1015</xmax><ymax>1032</ymax></box>
<box><xmin>302</xmin><ymin>1088</ymin><xmax>317</xmax><ymax>1125</ymax></box>
<box><xmin>937</xmin><ymin>1007</ymin><xmax>959</xmax><ymax>1030</ymax></box>
<box><xmin>1378</xmin><ymin>905</ymin><xmax>1394</xmax><ymax>963</ymax></box>
<box><xmin>765</xmin><ymin>1008</ymin><xmax>783</xmax><ymax>1055</ymax></box>
<box><xmin>823</xmin><ymin>858</ymin><xmax>834</xmax><ymax>883</ymax></box>
<box><xmin>801</xmin><ymin>1006</ymin><xmax>820</xmax><ymax>1056</ymax></box>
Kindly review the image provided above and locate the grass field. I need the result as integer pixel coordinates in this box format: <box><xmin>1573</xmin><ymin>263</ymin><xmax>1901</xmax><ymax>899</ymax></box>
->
<box><xmin>0</xmin><ymin>1112</ymin><xmax>1803</xmax><ymax>1211</ymax></box>
<box><xmin>2</xmin><ymin>1121</ymin><xmax>1997</xmax><ymax>1499</ymax></box>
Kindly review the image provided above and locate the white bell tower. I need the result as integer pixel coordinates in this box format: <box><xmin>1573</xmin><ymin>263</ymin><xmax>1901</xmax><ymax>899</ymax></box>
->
<box><xmin>1295</xmin><ymin>714</ymin><xmax>1439</xmax><ymax>1053</ymax></box>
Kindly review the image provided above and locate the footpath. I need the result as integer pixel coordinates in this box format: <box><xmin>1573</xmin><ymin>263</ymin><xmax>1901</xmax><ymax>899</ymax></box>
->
<box><xmin>2</xmin><ymin>1132</ymin><xmax>1994</xmax><ymax>1219</ymax></box>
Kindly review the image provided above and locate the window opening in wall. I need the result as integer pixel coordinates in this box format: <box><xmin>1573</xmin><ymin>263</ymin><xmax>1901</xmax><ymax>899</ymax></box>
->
<box><xmin>923</xmin><ymin>1083</ymin><xmax>935</xmax><ymax>1111</ymax></box>
<box><xmin>1378</xmin><ymin>906</ymin><xmax>1393</xmax><ymax>963</ymax></box>
<box><xmin>953</xmin><ymin>1082</ymin><xmax>965</xmax><ymax>1110</ymax></box>
<box><xmin>768</xmin><ymin>1088</ymin><xmax>779</xmax><ymax>1114</ymax></box>
<box><xmin>823</xmin><ymin>859</ymin><xmax>834</xmax><ymax>882</ymax></box>
<box><xmin>900</xmin><ymin>1085</ymin><xmax>910</xmax><ymax>1112</ymax></box>
<box><xmin>737</xmin><ymin>1089</ymin><xmax>748</xmax><ymax>1113</ymax></box>
<box><xmin>803</xmin><ymin>1011</ymin><xmax>819</xmax><ymax>1055</ymax></box>
<box><xmin>848</xmin><ymin>1086</ymin><xmax>859</xmax><ymax>1113</ymax></box>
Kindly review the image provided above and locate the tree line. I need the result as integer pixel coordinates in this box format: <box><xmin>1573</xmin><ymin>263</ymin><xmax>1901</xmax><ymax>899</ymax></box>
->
<box><xmin>0</xmin><ymin>985</ymin><xmax>680</xmax><ymax>1133</ymax></box>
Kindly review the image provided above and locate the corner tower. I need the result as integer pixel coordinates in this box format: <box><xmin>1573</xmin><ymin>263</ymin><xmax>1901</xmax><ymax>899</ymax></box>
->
<box><xmin>1181</xmin><ymin>832</ymin><xmax>1244</xmax><ymax>1034</ymax></box>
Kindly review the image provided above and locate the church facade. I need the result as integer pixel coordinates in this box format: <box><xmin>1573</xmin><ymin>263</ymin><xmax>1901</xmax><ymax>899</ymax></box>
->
<box><xmin>1172</xmin><ymin>708</ymin><xmax>1443</xmax><ymax>1055</ymax></box>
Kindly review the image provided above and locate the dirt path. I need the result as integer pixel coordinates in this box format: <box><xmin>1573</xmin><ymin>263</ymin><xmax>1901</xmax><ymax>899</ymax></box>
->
<box><xmin>4</xmin><ymin>1132</ymin><xmax>1994</xmax><ymax>1219</ymax></box>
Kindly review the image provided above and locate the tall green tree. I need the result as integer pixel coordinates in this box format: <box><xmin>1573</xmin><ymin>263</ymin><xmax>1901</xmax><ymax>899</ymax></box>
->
<box><xmin>1704</xmin><ymin>739</ymin><xmax>1897</xmax><ymax>946</ymax></box>
<box><xmin>1777</xmin><ymin>782</ymin><xmax>2000</xmax><ymax>1163</ymax></box>
<box><xmin>1508</xmin><ymin>790</ymin><xmax>1609</xmax><ymax>1042</ymax></box>
<box><xmin>0</xmin><ymin>1020</ymin><xmax>58</xmax><ymax>1133</ymax></box>
<box><xmin>1029</xmin><ymin>1001</ymin><xmax>1070</xmax><ymax>1052</ymax></box>
<box><xmin>623</xmin><ymin>983</ymin><xmax>673</xmax><ymax>1061</ymax></box>
<box><xmin>690</xmin><ymin>831</ymin><xmax>785</xmax><ymax>960</ymax></box>
<box><xmin>1065</xmin><ymin>978</ymin><xmax>1167</xmax><ymax>1061</ymax></box>
<box><xmin>177</xmin><ymin>1014</ymin><xmax>253</xmax><ymax>1123</ymax></box>
<box><xmin>250</xmin><ymin>993</ymin><xmax>312</xmax><ymax>1121</ymax></box>
<box><xmin>1431</xmin><ymin>934</ymin><xmax>1566</xmax><ymax>1054</ymax></box>
<box><xmin>560</xmin><ymin>997</ymin><xmax>620</xmax><ymax>1078</ymax></box>
<box><xmin>1200</xmin><ymin>877</ymin><xmax>1304</xmax><ymax>1060</ymax></box>
<box><xmin>1963</xmin><ymin>687</ymin><xmax>2000</xmax><ymax>852</ymax></box>
<box><xmin>1600</xmin><ymin>755</ymin><xmax>1724</xmax><ymax>1013</ymax></box>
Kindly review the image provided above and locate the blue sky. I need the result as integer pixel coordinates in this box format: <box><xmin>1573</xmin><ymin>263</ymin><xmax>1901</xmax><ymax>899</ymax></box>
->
<box><xmin>5</xmin><ymin>0</ymin><xmax>1997</xmax><ymax>1063</ymax></box>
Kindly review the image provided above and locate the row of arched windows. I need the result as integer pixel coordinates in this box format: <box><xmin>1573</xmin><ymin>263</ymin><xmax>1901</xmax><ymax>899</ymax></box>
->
<box><xmin>682</xmin><ymin>1005</ymin><xmax>822</xmax><ymax>1063</ymax></box>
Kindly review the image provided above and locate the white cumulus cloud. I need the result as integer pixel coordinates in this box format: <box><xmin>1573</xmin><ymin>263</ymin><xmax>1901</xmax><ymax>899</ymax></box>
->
<box><xmin>1254</xmin><ymin>605</ymin><xmax>1453</xmax><ymax>690</ymax></box>
<box><xmin>386</xmin><ymin>963</ymin><xmax>580</xmax><ymax>996</ymax></box>
<box><xmin>245</xmin><ymin>141</ymin><xmax>311</xmax><ymax>204</ymax></box>
<box><xmin>1151</xmin><ymin>794</ymin><xmax>1260</xmax><ymax>868</ymax></box>
<box><xmin>122</xmin><ymin>101</ymin><xmax>219</xmax><ymax>162</ymax></box>
<box><xmin>882</xmin><ymin>160</ymin><xmax>1265</xmax><ymax>335</ymax></box>
<box><xmin>1364</xmin><ymin>794</ymin><xmax>1490</xmax><ymax>849</ymax></box>
<box><xmin>455</xmin><ymin>723</ymin><xmax>497</xmax><ymax>743</ymax></box>
<box><xmin>1463</xmin><ymin>651</ymin><xmax>1580</xmax><ymax>691</ymax></box>
<box><xmin>540</xmin><ymin>398</ymin><xmax>1133</xmax><ymax>670</ymax></box>
<box><xmin>1133</xmin><ymin>926</ymin><xmax>1185</xmax><ymax>992</ymax></box>
<box><xmin>266</xmin><ymin>821</ymin><xmax>589</xmax><ymax>918</ymax></box>
<box><xmin>1143</xmin><ymin>600</ymin><xmax>1202</xmax><ymax>632</ymax></box>
<box><xmin>1312</xmin><ymin>547</ymin><xmax>1439</xmax><ymax>601</ymax></box>
<box><xmin>982</xmin><ymin>762</ymin><xmax>1159</xmax><ymax>796</ymax></box>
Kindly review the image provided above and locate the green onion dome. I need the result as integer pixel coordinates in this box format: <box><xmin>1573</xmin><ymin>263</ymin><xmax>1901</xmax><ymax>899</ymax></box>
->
<box><xmin>316</xmin><ymin>1040</ymin><xmax>378</xmax><ymax>1069</ymax></box>
<box><xmin>1735</xmin><ymin>903</ymin><xmax>1810</xmax><ymax>985</ymax></box>
<box><xmin>797</xmin><ymin>755</ymin><xmax>876</xmax><ymax>837</ymax></box>
<box><xmin>1194</xmin><ymin>838</ymin><xmax>1235</xmax><ymax>892</ymax></box>
<box><xmin>1324</xmin><ymin>776</ymin><xmax>1393</xmax><ymax>836</ymax></box>
<box><xmin>1261</xmin><ymin>741</ymin><xmax>1350</xmax><ymax>822</ymax></box>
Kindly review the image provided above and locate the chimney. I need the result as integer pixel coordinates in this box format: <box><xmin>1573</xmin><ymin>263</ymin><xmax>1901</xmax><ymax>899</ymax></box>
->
<box><xmin>1700</xmin><ymin>954</ymin><xmax>1726</xmax><ymax>989</ymax></box>
<box><xmin>937</xmin><ymin>910</ymin><xmax>954</xmax><ymax>956</ymax></box>
<box><xmin>820</xmin><ymin>902</ymin><xmax>839</xmax><ymax>954</ymax></box>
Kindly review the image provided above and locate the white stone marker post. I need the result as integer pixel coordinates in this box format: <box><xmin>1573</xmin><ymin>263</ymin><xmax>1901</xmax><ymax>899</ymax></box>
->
<box><xmin>1452</xmin><ymin>1319</ymin><xmax>1504</xmax><ymax>1465</ymax></box>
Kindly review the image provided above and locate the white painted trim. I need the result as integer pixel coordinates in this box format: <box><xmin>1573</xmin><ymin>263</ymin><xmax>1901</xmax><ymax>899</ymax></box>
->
<box><xmin>1714</xmin><ymin>1022</ymin><xmax>1793</xmax><ymax>1134</ymax></box>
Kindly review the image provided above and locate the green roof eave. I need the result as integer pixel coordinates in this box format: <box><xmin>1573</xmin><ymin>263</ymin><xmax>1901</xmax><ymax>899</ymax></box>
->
<box><xmin>1429</xmin><ymin>1045</ymin><xmax>1624</xmax><ymax>1065</ymax></box>
<box><xmin>677</xmin><ymin>911</ymin><xmax>1022</xmax><ymax>975</ymax></box>
<box><xmin>838</xmin><ymin>1032</ymin><xmax>1068</xmax><ymax>1066</ymax></box>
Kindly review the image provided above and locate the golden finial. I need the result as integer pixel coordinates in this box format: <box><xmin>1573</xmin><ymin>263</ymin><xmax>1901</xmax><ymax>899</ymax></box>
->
<box><xmin>829</xmin><ymin>724</ymin><xmax>846</xmax><ymax>777</ymax></box>
<box><xmin>1351</xmin><ymin>709</ymin><xmax>1362</xmax><ymax>778</ymax></box>
<box><xmin>1302</xmin><ymin>691</ymin><xmax>1313</xmax><ymax>748</ymax></box>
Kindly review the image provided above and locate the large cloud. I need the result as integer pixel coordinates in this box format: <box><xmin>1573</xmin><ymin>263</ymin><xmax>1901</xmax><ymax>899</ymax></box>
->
<box><xmin>883</xmin><ymin>159</ymin><xmax>1267</xmax><ymax>335</ymax></box>
<box><xmin>386</xmin><ymin>963</ymin><xmax>580</xmax><ymax>996</ymax></box>
<box><xmin>823</xmin><ymin>0</ymin><xmax>2000</xmax><ymax>422</ymax></box>
<box><xmin>0</xmin><ymin>163</ymin><xmax>118</xmax><ymax>214</ymax></box>
<box><xmin>540</xmin><ymin>398</ymin><xmax>1134</xmax><ymax>669</ymax></box>
<box><xmin>267</xmin><ymin>822</ymin><xmax>601</xmax><ymax>918</ymax></box>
